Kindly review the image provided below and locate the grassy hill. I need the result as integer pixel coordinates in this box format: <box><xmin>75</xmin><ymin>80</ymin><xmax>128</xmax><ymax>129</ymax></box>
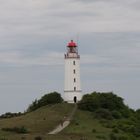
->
<box><xmin>63</xmin><ymin>109</ymin><xmax>112</xmax><ymax>140</ymax></box>
<box><xmin>0</xmin><ymin>102</ymin><xmax>139</xmax><ymax>140</ymax></box>
<box><xmin>0</xmin><ymin>103</ymin><xmax>114</xmax><ymax>140</ymax></box>
<box><xmin>1</xmin><ymin>91</ymin><xmax>140</xmax><ymax>140</ymax></box>
<box><xmin>63</xmin><ymin>109</ymin><xmax>140</xmax><ymax>140</ymax></box>
<box><xmin>0</xmin><ymin>103</ymin><xmax>75</xmax><ymax>140</ymax></box>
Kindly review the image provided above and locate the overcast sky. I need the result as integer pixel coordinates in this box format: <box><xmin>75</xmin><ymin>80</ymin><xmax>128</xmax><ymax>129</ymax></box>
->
<box><xmin>0</xmin><ymin>0</ymin><xmax>140</xmax><ymax>114</ymax></box>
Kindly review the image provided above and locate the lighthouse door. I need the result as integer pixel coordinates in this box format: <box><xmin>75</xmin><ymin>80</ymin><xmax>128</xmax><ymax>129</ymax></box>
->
<box><xmin>74</xmin><ymin>96</ymin><xmax>77</xmax><ymax>103</ymax></box>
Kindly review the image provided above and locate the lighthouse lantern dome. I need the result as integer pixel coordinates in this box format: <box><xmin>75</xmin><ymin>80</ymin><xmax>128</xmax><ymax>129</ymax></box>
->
<box><xmin>67</xmin><ymin>40</ymin><xmax>78</xmax><ymax>54</ymax></box>
<box><xmin>67</xmin><ymin>40</ymin><xmax>77</xmax><ymax>48</ymax></box>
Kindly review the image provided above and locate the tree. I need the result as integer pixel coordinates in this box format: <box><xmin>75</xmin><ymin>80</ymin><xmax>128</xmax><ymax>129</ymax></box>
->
<box><xmin>38</xmin><ymin>92</ymin><xmax>63</xmax><ymax>106</ymax></box>
<box><xmin>27</xmin><ymin>92</ymin><xmax>63</xmax><ymax>112</ymax></box>
<box><xmin>78</xmin><ymin>92</ymin><xmax>132</xmax><ymax>119</ymax></box>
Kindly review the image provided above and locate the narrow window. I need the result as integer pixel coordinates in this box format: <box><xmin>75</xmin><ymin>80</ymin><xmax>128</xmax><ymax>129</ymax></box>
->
<box><xmin>74</xmin><ymin>78</ymin><xmax>76</xmax><ymax>82</ymax></box>
<box><xmin>73</xmin><ymin>69</ymin><xmax>76</xmax><ymax>74</ymax></box>
<box><xmin>73</xmin><ymin>61</ymin><xmax>75</xmax><ymax>65</ymax></box>
<box><xmin>74</xmin><ymin>87</ymin><xmax>76</xmax><ymax>91</ymax></box>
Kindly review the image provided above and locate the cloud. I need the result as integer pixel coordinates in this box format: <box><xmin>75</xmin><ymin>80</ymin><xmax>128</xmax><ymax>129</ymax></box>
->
<box><xmin>0</xmin><ymin>51</ymin><xmax>63</xmax><ymax>66</ymax></box>
<box><xmin>0</xmin><ymin>0</ymin><xmax>140</xmax><ymax>42</ymax></box>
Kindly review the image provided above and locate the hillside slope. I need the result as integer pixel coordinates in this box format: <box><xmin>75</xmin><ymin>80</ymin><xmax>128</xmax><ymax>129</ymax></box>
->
<box><xmin>0</xmin><ymin>103</ymin><xmax>74</xmax><ymax>140</ymax></box>
<box><xmin>0</xmin><ymin>103</ymin><xmax>113</xmax><ymax>140</ymax></box>
<box><xmin>62</xmin><ymin>109</ymin><xmax>112</xmax><ymax>140</ymax></box>
<box><xmin>0</xmin><ymin>103</ymin><xmax>139</xmax><ymax>140</ymax></box>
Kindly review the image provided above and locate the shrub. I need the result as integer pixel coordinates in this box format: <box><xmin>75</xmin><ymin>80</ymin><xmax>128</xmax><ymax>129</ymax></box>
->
<box><xmin>19</xmin><ymin>126</ymin><xmax>28</xmax><ymax>133</ymax></box>
<box><xmin>0</xmin><ymin>112</ymin><xmax>23</xmax><ymax>119</ymax></box>
<box><xmin>92</xmin><ymin>128</ymin><xmax>97</xmax><ymax>133</ymax></box>
<box><xmin>120</xmin><ymin>107</ymin><xmax>132</xmax><ymax>118</ymax></box>
<box><xmin>78</xmin><ymin>92</ymin><xmax>127</xmax><ymax>112</ymax></box>
<box><xmin>78</xmin><ymin>93</ymin><xmax>100</xmax><ymax>111</ymax></box>
<box><xmin>104</xmin><ymin>123</ymin><xmax>116</xmax><ymax>129</ymax></box>
<box><xmin>112</xmin><ymin>128</ymin><xmax>119</xmax><ymax>133</ymax></box>
<box><xmin>112</xmin><ymin>110</ymin><xmax>122</xmax><ymax>119</ymax></box>
<box><xmin>132</xmin><ymin>127</ymin><xmax>140</xmax><ymax>137</ymax></box>
<box><xmin>38</xmin><ymin>92</ymin><xmax>63</xmax><ymax>105</ymax></box>
<box><xmin>110</xmin><ymin>133</ymin><xmax>118</xmax><ymax>140</ymax></box>
<box><xmin>2</xmin><ymin>126</ymin><xmax>28</xmax><ymax>134</ymax></box>
<box><xmin>118</xmin><ymin>135</ymin><xmax>129</xmax><ymax>140</ymax></box>
<box><xmin>27</xmin><ymin>92</ymin><xmax>63</xmax><ymax>112</ymax></box>
<box><xmin>95</xmin><ymin>108</ymin><xmax>113</xmax><ymax>120</ymax></box>
<box><xmin>75</xmin><ymin>122</ymin><xmax>79</xmax><ymax>125</ymax></box>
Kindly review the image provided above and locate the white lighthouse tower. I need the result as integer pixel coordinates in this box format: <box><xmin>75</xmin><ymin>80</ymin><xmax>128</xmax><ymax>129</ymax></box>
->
<box><xmin>64</xmin><ymin>40</ymin><xmax>82</xmax><ymax>103</ymax></box>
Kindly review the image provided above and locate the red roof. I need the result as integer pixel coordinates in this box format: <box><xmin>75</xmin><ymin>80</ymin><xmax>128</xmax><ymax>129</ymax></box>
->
<box><xmin>67</xmin><ymin>40</ymin><xmax>77</xmax><ymax>47</ymax></box>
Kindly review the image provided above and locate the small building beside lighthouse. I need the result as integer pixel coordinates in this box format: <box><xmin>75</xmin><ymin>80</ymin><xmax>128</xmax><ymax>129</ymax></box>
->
<box><xmin>64</xmin><ymin>40</ymin><xmax>82</xmax><ymax>103</ymax></box>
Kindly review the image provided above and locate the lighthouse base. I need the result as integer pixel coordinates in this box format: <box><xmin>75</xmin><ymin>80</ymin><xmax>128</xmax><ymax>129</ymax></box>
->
<box><xmin>64</xmin><ymin>91</ymin><xmax>82</xmax><ymax>103</ymax></box>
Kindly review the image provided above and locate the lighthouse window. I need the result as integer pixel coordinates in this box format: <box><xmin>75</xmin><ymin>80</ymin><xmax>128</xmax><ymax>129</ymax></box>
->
<box><xmin>74</xmin><ymin>78</ymin><xmax>76</xmax><ymax>82</ymax></box>
<box><xmin>73</xmin><ymin>69</ymin><xmax>76</xmax><ymax>74</ymax></box>
<box><xmin>74</xmin><ymin>87</ymin><xmax>76</xmax><ymax>91</ymax></box>
<box><xmin>73</xmin><ymin>61</ymin><xmax>76</xmax><ymax>65</ymax></box>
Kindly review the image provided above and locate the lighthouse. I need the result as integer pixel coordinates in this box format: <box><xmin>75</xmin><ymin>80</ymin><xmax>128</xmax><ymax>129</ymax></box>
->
<box><xmin>64</xmin><ymin>40</ymin><xmax>82</xmax><ymax>103</ymax></box>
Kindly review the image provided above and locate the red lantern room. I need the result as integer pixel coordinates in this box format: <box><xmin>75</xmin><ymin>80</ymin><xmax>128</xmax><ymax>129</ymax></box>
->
<box><xmin>67</xmin><ymin>40</ymin><xmax>77</xmax><ymax>47</ymax></box>
<box><xmin>67</xmin><ymin>40</ymin><xmax>78</xmax><ymax>54</ymax></box>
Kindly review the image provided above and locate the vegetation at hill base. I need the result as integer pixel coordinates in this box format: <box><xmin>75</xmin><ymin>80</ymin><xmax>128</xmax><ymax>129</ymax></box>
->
<box><xmin>76</xmin><ymin>92</ymin><xmax>140</xmax><ymax>139</ymax></box>
<box><xmin>0</xmin><ymin>91</ymin><xmax>139</xmax><ymax>140</ymax></box>
<box><xmin>0</xmin><ymin>112</ymin><xmax>23</xmax><ymax>119</ymax></box>
<box><xmin>78</xmin><ymin>92</ymin><xmax>132</xmax><ymax>119</ymax></box>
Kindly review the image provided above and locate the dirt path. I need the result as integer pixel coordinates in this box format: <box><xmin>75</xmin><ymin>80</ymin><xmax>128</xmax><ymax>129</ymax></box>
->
<box><xmin>48</xmin><ymin>104</ymin><xmax>77</xmax><ymax>134</ymax></box>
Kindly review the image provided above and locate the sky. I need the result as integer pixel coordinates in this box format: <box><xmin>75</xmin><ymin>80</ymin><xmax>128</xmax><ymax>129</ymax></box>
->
<box><xmin>0</xmin><ymin>0</ymin><xmax>140</xmax><ymax>114</ymax></box>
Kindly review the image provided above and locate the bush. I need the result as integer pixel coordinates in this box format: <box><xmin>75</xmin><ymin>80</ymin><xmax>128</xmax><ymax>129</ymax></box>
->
<box><xmin>110</xmin><ymin>133</ymin><xmax>118</xmax><ymax>140</ymax></box>
<box><xmin>92</xmin><ymin>128</ymin><xmax>97</xmax><ymax>133</ymax></box>
<box><xmin>112</xmin><ymin>110</ymin><xmax>122</xmax><ymax>119</ymax></box>
<box><xmin>75</xmin><ymin>122</ymin><xmax>79</xmax><ymax>125</ymax></box>
<box><xmin>136</xmin><ymin>109</ymin><xmax>140</xmax><ymax>119</ymax></box>
<box><xmin>104</xmin><ymin>122</ymin><xmax>116</xmax><ymax>129</ymax></box>
<box><xmin>112</xmin><ymin>128</ymin><xmax>119</xmax><ymax>133</ymax></box>
<box><xmin>78</xmin><ymin>92</ymin><xmax>127</xmax><ymax>112</ymax></box>
<box><xmin>19</xmin><ymin>126</ymin><xmax>28</xmax><ymax>133</ymax></box>
<box><xmin>0</xmin><ymin>112</ymin><xmax>23</xmax><ymax>119</ymax></box>
<box><xmin>95</xmin><ymin>108</ymin><xmax>113</xmax><ymax>120</ymax></box>
<box><xmin>27</xmin><ymin>92</ymin><xmax>63</xmax><ymax>112</ymax></box>
<box><xmin>38</xmin><ymin>92</ymin><xmax>63</xmax><ymax>105</ymax></box>
<box><xmin>120</xmin><ymin>108</ymin><xmax>132</xmax><ymax>118</ymax></box>
<box><xmin>132</xmin><ymin>127</ymin><xmax>140</xmax><ymax>137</ymax></box>
<box><xmin>2</xmin><ymin>126</ymin><xmax>28</xmax><ymax>134</ymax></box>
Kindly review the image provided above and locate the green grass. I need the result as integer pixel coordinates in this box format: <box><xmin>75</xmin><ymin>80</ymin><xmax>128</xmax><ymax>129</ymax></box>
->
<box><xmin>0</xmin><ymin>103</ymin><xmax>139</xmax><ymax>140</ymax></box>
<box><xmin>0</xmin><ymin>103</ymin><xmax>112</xmax><ymax>140</ymax></box>
<box><xmin>62</xmin><ymin>109</ymin><xmax>112</xmax><ymax>140</ymax></box>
